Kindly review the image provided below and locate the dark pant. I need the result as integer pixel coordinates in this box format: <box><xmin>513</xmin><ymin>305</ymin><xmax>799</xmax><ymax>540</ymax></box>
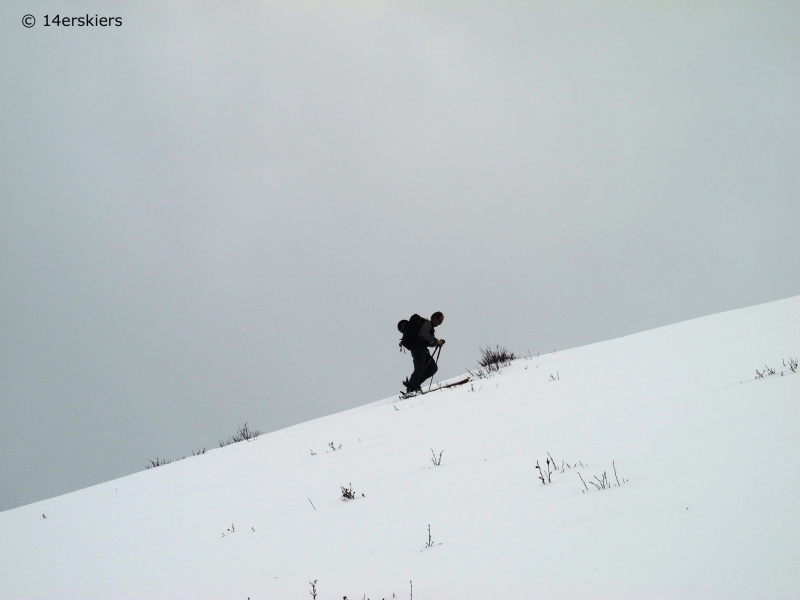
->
<box><xmin>407</xmin><ymin>346</ymin><xmax>438</xmax><ymax>390</ymax></box>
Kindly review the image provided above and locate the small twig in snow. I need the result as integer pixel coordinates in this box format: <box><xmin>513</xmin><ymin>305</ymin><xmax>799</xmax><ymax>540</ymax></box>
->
<box><xmin>309</xmin><ymin>579</ymin><xmax>318</xmax><ymax>599</ymax></box>
<box><xmin>536</xmin><ymin>461</ymin><xmax>546</xmax><ymax>484</ymax></box>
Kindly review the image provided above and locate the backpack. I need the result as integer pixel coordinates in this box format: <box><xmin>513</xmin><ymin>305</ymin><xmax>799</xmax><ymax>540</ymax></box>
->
<box><xmin>398</xmin><ymin>313</ymin><xmax>425</xmax><ymax>350</ymax></box>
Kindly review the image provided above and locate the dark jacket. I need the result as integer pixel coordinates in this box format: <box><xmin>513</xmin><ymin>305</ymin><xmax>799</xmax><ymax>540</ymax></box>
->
<box><xmin>416</xmin><ymin>320</ymin><xmax>438</xmax><ymax>347</ymax></box>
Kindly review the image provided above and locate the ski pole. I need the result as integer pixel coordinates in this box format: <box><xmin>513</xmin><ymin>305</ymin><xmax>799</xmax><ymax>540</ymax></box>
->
<box><xmin>427</xmin><ymin>345</ymin><xmax>443</xmax><ymax>392</ymax></box>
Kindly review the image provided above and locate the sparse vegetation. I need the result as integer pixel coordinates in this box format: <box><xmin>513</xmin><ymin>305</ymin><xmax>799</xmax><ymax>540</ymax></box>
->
<box><xmin>430</xmin><ymin>449</ymin><xmax>443</xmax><ymax>466</ymax></box>
<box><xmin>146</xmin><ymin>453</ymin><xmax>189</xmax><ymax>470</ymax></box>
<box><xmin>328</xmin><ymin>441</ymin><xmax>342</xmax><ymax>451</ymax></box>
<box><xmin>309</xmin><ymin>579</ymin><xmax>317</xmax><ymax>599</ymax></box>
<box><xmin>590</xmin><ymin>471</ymin><xmax>612</xmax><ymax>489</ymax></box>
<box><xmin>756</xmin><ymin>365</ymin><xmax>775</xmax><ymax>378</ymax></box>
<box><xmin>340</xmin><ymin>483</ymin><xmax>356</xmax><ymax>501</ymax></box>
<box><xmin>467</xmin><ymin>365</ymin><xmax>494</xmax><ymax>379</ymax></box>
<box><xmin>146</xmin><ymin>457</ymin><xmax>172</xmax><ymax>469</ymax></box>
<box><xmin>536</xmin><ymin>459</ymin><xmax>553</xmax><ymax>484</ymax></box>
<box><xmin>467</xmin><ymin>345</ymin><xmax>517</xmax><ymax>379</ymax></box>
<box><xmin>577</xmin><ymin>461</ymin><xmax>627</xmax><ymax>493</ymax></box>
<box><xmin>218</xmin><ymin>422</ymin><xmax>263</xmax><ymax>447</ymax></box>
<box><xmin>536</xmin><ymin>453</ymin><xmax>583</xmax><ymax>484</ymax></box>
<box><xmin>755</xmin><ymin>365</ymin><xmax>777</xmax><ymax>378</ymax></box>
<box><xmin>755</xmin><ymin>358</ymin><xmax>799</xmax><ymax>379</ymax></box>
<box><xmin>479</xmin><ymin>344</ymin><xmax>517</xmax><ymax>367</ymax></box>
<box><xmin>145</xmin><ymin>424</ymin><xmax>258</xmax><ymax>472</ymax></box>
<box><xmin>425</xmin><ymin>524</ymin><xmax>435</xmax><ymax>547</ymax></box>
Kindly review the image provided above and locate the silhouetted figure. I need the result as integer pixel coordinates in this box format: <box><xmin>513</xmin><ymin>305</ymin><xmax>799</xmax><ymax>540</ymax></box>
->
<box><xmin>399</xmin><ymin>311</ymin><xmax>445</xmax><ymax>393</ymax></box>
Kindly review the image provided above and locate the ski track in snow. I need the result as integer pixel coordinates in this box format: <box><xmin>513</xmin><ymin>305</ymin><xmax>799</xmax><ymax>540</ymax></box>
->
<box><xmin>1</xmin><ymin>297</ymin><xmax>799</xmax><ymax>599</ymax></box>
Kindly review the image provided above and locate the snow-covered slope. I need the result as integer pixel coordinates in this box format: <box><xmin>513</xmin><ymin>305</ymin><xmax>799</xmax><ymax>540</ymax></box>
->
<box><xmin>2</xmin><ymin>298</ymin><xmax>798</xmax><ymax>600</ymax></box>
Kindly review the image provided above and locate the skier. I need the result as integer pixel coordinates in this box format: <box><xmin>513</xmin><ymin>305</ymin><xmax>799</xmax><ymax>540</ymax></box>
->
<box><xmin>402</xmin><ymin>311</ymin><xmax>445</xmax><ymax>394</ymax></box>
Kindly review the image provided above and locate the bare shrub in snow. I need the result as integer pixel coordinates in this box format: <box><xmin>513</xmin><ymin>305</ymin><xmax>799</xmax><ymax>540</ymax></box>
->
<box><xmin>218</xmin><ymin>422</ymin><xmax>263</xmax><ymax>447</ymax></box>
<box><xmin>147</xmin><ymin>446</ymin><xmax>206</xmax><ymax>470</ymax></box>
<box><xmin>549</xmin><ymin>371</ymin><xmax>560</xmax><ymax>381</ymax></box>
<box><xmin>430</xmin><ymin>449</ymin><xmax>443</xmax><ymax>466</ymax></box>
<box><xmin>146</xmin><ymin>457</ymin><xmax>172</xmax><ymax>469</ymax></box>
<box><xmin>467</xmin><ymin>345</ymin><xmax>517</xmax><ymax>380</ymax></box>
<box><xmin>590</xmin><ymin>471</ymin><xmax>612</xmax><ymax>489</ymax></box>
<box><xmin>578</xmin><ymin>461</ymin><xmax>627</xmax><ymax>493</ymax></box>
<box><xmin>309</xmin><ymin>579</ymin><xmax>317</xmax><ymax>599</ymax></box>
<box><xmin>467</xmin><ymin>365</ymin><xmax>496</xmax><ymax>379</ymax></box>
<box><xmin>340</xmin><ymin>483</ymin><xmax>356</xmax><ymax>501</ymax></box>
<box><xmin>755</xmin><ymin>358</ymin><xmax>800</xmax><ymax>378</ymax></box>
<box><xmin>479</xmin><ymin>345</ymin><xmax>517</xmax><ymax>367</ymax></box>
<box><xmin>537</xmin><ymin>453</ymin><xmax>584</xmax><ymax>484</ymax></box>
<box><xmin>328</xmin><ymin>441</ymin><xmax>342</xmax><ymax>451</ymax></box>
<box><xmin>757</xmin><ymin>365</ymin><xmax>777</xmax><ymax>378</ymax></box>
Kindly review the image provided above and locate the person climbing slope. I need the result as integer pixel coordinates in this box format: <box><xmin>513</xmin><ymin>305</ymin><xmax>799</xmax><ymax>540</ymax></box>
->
<box><xmin>397</xmin><ymin>311</ymin><xmax>445</xmax><ymax>394</ymax></box>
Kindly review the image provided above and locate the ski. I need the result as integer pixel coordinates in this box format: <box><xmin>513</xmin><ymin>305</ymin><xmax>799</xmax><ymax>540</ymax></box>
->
<box><xmin>399</xmin><ymin>376</ymin><xmax>471</xmax><ymax>399</ymax></box>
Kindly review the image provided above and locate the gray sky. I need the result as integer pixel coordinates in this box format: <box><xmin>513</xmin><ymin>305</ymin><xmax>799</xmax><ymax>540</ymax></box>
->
<box><xmin>1</xmin><ymin>0</ymin><xmax>798</xmax><ymax>512</ymax></box>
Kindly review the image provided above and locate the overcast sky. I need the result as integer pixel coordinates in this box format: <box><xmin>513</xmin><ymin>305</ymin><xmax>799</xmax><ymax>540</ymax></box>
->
<box><xmin>1</xmin><ymin>1</ymin><xmax>798</xmax><ymax>512</ymax></box>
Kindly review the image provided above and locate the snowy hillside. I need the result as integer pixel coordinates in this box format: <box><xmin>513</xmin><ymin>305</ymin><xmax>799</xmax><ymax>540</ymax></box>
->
<box><xmin>1</xmin><ymin>297</ymin><xmax>798</xmax><ymax>599</ymax></box>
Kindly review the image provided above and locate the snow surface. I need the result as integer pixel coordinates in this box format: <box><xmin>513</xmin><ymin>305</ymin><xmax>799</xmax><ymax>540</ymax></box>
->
<box><xmin>1</xmin><ymin>297</ymin><xmax>798</xmax><ymax>599</ymax></box>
